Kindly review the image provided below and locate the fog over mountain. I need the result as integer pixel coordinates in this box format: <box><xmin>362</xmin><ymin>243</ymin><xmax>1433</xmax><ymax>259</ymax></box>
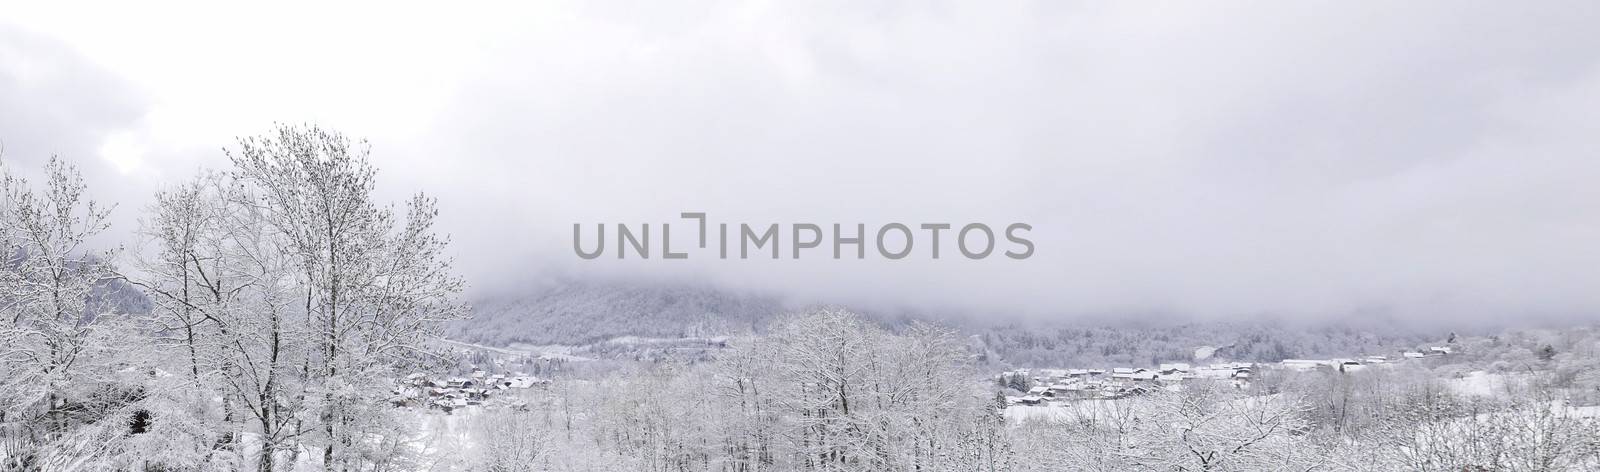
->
<box><xmin>450</xmin><ymin>277</ymin><xmax>784</xmax><ymax>347</ymax></box>
<box><xmin>5</xmin><ymin>1</ymin><xmax>1600</xmax><ymax>325</ymax></box>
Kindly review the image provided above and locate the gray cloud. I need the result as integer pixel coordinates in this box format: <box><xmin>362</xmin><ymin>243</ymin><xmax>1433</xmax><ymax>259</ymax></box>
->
<box><xmin>0</xmin><ymin>25</ymin><xmax>152</xmax><ymax>244</ymax></box>
<box><xmin>4</xmin><ymin>2</ymin><xmax>1600</xmax><ymax>323</ymax></box>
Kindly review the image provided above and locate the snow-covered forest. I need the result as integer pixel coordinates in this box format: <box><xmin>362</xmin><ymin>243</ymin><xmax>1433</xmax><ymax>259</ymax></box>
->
<box><xmin>451</xmin><ymin>282</ymin><xmax>781</xmax><ymax>347</ymax></box>
<box><xmin>2</xmin><ymin>125</ymin><xmax>467</xmax><ymax>470</ymax></box>
<box><xmin>453</xmin><ymin>282</ymin><xmax>1445</xmax><ymax>367</ymax></box>
<box><xmin>4</xmin><ymin>126</ymin><xmax>1600</xmax><ymax>471</ymax></box>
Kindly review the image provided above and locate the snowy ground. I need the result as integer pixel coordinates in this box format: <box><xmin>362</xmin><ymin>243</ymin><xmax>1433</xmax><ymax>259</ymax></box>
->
<box><xmin>443</xmin><ymin>339</ymin><xmax>594</xmax><ymax>362</ymax></box>
<box><xmin>1005</xmin><ymin>399</ymin><xmax>1135</xmax><ymax>424</ymax></box>
<box><xmin>1447</xmin><ymin>370</ymin><xmax>1522</xmax><ymax>397</ymax></box>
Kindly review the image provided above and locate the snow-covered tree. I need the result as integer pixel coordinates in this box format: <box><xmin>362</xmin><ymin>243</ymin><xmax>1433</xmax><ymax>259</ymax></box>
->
<box><xmin>0</xmin><ymin>157</ymin><xmax>152</xmax><ymax>469</ymax></box>
<box><xmin>117</xmin><ymin>124</ymin><xmax>471</xmax><ymax>470</ymax></box>
<box><xmin>218</xmin><ymin>124</ymin><xmax>469</xmax><ymax>468</ymax></box>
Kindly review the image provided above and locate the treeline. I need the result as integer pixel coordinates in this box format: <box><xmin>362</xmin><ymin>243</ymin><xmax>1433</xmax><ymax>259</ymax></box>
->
<box><xmin>1012</xmin><ymin>362</ymin><xmax>1600</xmax><ymax>471</ymax></box>
<box><xmin>0</xmin><ymin>125</ymin><xmax>467</xmax><ymax>470</ymax></box>
<box><xmin>452</xmin><ymin>283</ymin><xmax>1449</xmax><ymax>368</ymax></box>
<box><xmin>452</xmin><ymin>281</ymin><xmax>782</xmax><ymax>346</ymax></box>
<box><xmin>1002</xmin><ymin>326</ymin><xmax>1600</xmax><ymax>471</ymax></box>
<box><xmin>434</xmin><ymin>308</ymin><xmax>1015</xmax><ymax>471</ymax></box>
<box><xmin>976</xmin><ymin>321</ymin><xmax>1437</xmax><ymax>367</ymax></box>
<box><xmin>433</xmin><ymin>312</ymin><xmax>1600</xmax><ymax>471</ymax></box>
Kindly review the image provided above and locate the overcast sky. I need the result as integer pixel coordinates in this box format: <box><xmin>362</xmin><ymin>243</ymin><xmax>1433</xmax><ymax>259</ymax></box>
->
<box><xmin>3</xmin><ymin>1</ymin><xmax>1599</xmax><ymax>323</ymax></box>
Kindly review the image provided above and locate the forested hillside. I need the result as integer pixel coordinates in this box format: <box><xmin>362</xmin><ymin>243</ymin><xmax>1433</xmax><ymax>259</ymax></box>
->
<box><xmin>448</xmin><ymin>280</ymin><xmax>785</xmax><ymax>346</ymax></box>
<box><xmin>450</xmin><ymin>280</ymin><xmax>1445</xmax><ymax>367</ymax></box>
<box><xmin>976</xmin><ymin>321</ymin><xmax>1441</xmax><ymax>367</ymax></box>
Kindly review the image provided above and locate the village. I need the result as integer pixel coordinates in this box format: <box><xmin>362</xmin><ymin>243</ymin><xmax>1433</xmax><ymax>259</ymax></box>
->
<box><xmin>388</xmin><ymin>368</ymin><xmax>551</xmax><ymax>414</ymax></box>
<box><xmin>1000</xmin><ymin>345</ymin><xmax>1456</xmax><ymax>407</ymax></box>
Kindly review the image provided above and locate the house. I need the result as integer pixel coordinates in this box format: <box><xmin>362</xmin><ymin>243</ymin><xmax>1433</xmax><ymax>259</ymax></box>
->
<box><xmin>1158</xmin><ymin>363</ymin><xmax>1192</xmax><ymax>374</ymax></box>
<box><xmin>1111</xmin><ymin>367</ymin><xmax>1153</xmax><ymax>380</ymax></box>
<box><xmin>502</xmin><ymin>376</ymin><xmax>546</xmax><ymax>389</ymax></box>
<box><xmin>1332</xmin><ymin>359</ymin><xmax>1365</xmax><ymax>373</ymax></box>
<box><xmin>429</xmin><ymin>397</ymin><xmax>469</xmax><ymax>414</ymax></box>
<box><xmin>1045</xmin><ymin>384</ymin><xmax>1075</xmax><ymax>398</ymax></box>
<box><xmin>1100</xmin><ymin>385</ymin><xmax>1151</xmax><ymax>399</ymax></box>
<box><xmin>400</xmin><ymin>369</ymin><xmax>555</xmax><ymax>413</ymax></box>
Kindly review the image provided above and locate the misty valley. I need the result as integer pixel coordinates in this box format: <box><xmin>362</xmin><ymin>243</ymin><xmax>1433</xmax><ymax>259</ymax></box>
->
<box><xmin>438</xmin><ymin>280</ymin><xmax>1600</xmax><ymax>471</ymax></box>
<box><xmin>3</xmin><ymin>128</ymin><xmax>1598</xmax><ymax>472</ymax></box>
<box><xmin>11</xmin><ymin>1</ymin><xmax>1600</xmax><ymax>470</ymax></box>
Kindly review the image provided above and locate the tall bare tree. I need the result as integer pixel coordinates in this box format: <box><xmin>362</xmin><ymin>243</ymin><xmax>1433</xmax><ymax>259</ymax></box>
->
<box><xmin>0</xmin><ymin>157</ymin><xmax>140</xmax><ymax>469</ymax></box>
<box><xmin>227</xmin><ymin>124</ymin><xmax>467</xmax><ymax>469</ymax></box>
<box><xmin>132</xmin><ymin>124</ymin><xmax>468</xmax><ymax>470</ymax></box>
